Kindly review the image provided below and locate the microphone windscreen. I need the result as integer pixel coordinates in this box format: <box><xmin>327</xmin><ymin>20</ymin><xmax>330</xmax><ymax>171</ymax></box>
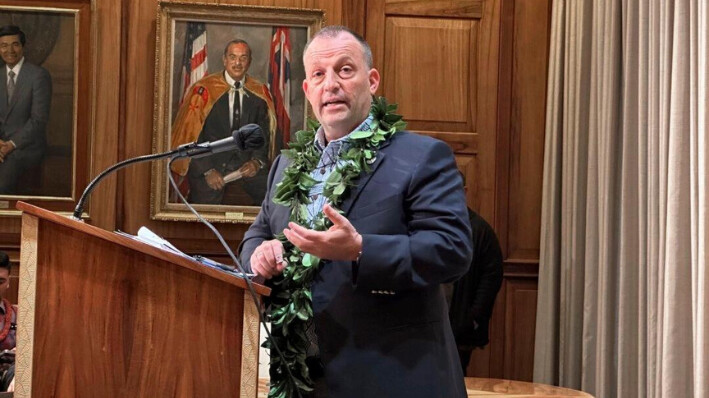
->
<box><xmin>233</xmin><ymin>124</ymin><xmax>265</xmax><ymax>150</ymax></box>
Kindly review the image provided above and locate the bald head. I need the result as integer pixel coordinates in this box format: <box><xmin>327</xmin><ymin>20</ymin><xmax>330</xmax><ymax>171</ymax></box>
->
<box><xmin>304</xmin><ymin>25</ymin><xmax>373</xmax><ymax>68</ymax></box>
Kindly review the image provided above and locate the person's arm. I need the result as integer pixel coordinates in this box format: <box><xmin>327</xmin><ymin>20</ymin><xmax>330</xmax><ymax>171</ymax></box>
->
<box><xmin>187</xmin><ymin>127</ymin><xmax>218</xmax><ymax>177</ymax></box>
<box><xmin>352</xmin><ymin>140</ymin><xmax>473</xmax><ymax>291</ymax></box>
<box><xmin>239</xmin><ymin>154</ymin><xmax>286</xmax><ymax>273</ymax></box>
<box><xmin>6</xmin><ymin>67</ymin><xmax>51</xmax><ymax>150</ymax></box>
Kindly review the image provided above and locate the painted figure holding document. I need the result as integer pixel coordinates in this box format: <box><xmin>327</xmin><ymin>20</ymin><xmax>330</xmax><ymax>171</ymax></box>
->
<box><xmin>171</xmin><ymin>39</ymin><xmax>274</xmax><ymax>206</ymax></box>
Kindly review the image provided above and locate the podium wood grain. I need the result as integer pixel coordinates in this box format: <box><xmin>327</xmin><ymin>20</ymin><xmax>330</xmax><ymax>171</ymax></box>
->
<box><xmin>15</xmin><ymin>202</ymin><xmax>268</xmax><ymax>398</ymax></box>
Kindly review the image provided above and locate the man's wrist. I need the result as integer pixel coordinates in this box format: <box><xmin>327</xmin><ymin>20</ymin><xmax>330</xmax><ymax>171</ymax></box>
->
<box><xmin>352</xmin><ymin>232</ymin><xmax>363</xmax><ymax>262</ymax></box>
<box><xmin>204</xmin><ymin>168</ymin><xmax>216</xmax><ymax>177</ymax></box>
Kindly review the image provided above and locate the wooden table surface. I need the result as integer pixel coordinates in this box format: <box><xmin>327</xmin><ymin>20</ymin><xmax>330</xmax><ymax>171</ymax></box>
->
<box><xmin>258</xmin><ymin>377</ymin><xmax>594</xmax><ymax>397</ymax></box>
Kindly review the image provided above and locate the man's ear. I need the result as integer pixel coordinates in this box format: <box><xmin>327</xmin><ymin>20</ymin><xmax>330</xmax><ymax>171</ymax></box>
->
<box><xmin>368</xmin><ymin>68</ymin><xmax>380</xmax><ymax>94</ymax></box>
<box><xmin>302</xmin><ymin>79</ymin><xmax>309</xmax><ymax>96</ymax></box>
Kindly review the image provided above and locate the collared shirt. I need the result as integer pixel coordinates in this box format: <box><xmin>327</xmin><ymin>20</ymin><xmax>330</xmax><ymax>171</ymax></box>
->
<box><xmin>224</xmin><ymin>71</ymin><xmax>246</xmax><ymax>127</ymax></box>
<box><xmin>304</xmin><ymin>114</ymin><xmax>374</xmax><ymax>227</ymax></box>
<box><xmin>304</xmin><ymin>113</ymin><xmax>373</xmax><ymax>358</ymax></box>
<box><xmin>6</xmin><ymin>56</ymin><xmax>24</xmax><ymax>84</ymax></box>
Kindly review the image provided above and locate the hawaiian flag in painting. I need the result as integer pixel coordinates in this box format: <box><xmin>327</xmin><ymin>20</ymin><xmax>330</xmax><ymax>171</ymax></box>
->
<box><xmin>179</xmin><ymin>22</ymin><xmax>208</xmax><ymax>103</ymax></box>
<box><xmin>268</xmin><ymin>27</ymin><xmax>292</xmax><ymax>145</ymax></box>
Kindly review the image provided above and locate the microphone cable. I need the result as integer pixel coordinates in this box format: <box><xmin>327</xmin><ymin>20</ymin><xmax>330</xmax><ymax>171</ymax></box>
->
<box><xmin>166</xmin><ymin>157</ymin><xmax>304</xmax><ymax>398</ymax></box>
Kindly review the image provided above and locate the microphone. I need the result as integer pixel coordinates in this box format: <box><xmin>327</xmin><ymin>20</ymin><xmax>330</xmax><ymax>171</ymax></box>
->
<box><xmin>72</xmin><ymin>124</ymin><xmax>265</xmax><ymax>220</ymax></box>
<box><xmin>174</xmin><ymin>123</ymin><xmax>264</xmax><ymax>159</ymax></box>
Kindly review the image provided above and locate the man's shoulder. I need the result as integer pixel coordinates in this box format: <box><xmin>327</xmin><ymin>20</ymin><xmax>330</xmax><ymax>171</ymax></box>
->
<box><xmin>244</xmin><ymin>76</ymin><xmax>269</xmax><ymax>98</ymax></box>
<box><xmin>244</xmin><ymin>75</ymin><xmax>273</xmax><ymax>109</ymax></box>
<box><xmin>21</xmin><ymin>62</ymin><xmax>50</xmax><ymax>78</ymax></box>
<box><xmin>193</xmin><ymin>72</ymin><xmax>229</xmax><ymax>91</ymax></box>
<box><xmin>387</xmin><ymin>130</ymin><xmax>448</xmax><ymax>151</ymax></box>
<box><xmin>245</xmin><ymin>75</ymin><xmax>267</xmax><ymax>90</ymax></box>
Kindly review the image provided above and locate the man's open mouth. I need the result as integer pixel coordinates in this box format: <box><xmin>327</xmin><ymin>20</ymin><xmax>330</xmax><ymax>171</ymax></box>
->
<box><xmin>323</xmin><ymin>100</ymin><xmax>346</xmax><ymax>108</ymax></box>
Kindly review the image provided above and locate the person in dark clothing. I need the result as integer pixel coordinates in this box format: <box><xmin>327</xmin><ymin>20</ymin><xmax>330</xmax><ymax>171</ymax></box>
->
<box><xmin>446</xmin><ymin>208</ymin><xmax>503</xmax><ymax>371</ymax></box>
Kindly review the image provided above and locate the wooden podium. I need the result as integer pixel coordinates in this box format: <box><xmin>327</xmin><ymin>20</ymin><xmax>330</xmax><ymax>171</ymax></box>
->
<box><xmin>14</xmin><ymin>202</ymin><xmax>269</xmax><ymax>397</ymax></box>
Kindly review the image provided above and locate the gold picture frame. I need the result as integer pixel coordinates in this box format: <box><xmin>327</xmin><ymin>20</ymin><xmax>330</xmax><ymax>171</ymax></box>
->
<box><xmin>0</xmin><ymin>1</ymin><xmax>92</xmax><ymax>217</ymax></box>
<box><xmin>151</xmin><ymin>1</ymin><xmax>323</xmax><ymax>223</ymax></box>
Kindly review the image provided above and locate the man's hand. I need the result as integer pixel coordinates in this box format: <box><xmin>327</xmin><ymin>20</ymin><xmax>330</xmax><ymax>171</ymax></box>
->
<box><xmin>204</xmin><ymin>169</ymin><xmax>225</xmax><ymax>190</ymax></box>
<box><xmin>283</xmin><ymin>203</ymin><xmax>363</xmax><ymax>261</ymax></box>
<box><xmin>238</xmin><ymin>159</ymin><xmax>263</xmax><ymax>178</ymax></box>
<box><xmin>250</xmin><ymin>239</ymin><xmax>287</xmax><ymax>279</ymax></box>
<box><xmin>0</xmin><ymin>141</ymin><xmax>14</xmax><ymax>163</ymax></box>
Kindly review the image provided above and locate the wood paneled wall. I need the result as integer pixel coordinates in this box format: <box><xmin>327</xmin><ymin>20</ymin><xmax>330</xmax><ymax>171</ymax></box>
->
<box><xmin>0</xmin><ymin>0</ymin><xmax>551</xmax><ymax>383</ymax></box>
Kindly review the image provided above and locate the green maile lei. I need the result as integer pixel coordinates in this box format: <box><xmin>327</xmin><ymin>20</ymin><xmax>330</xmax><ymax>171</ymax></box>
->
<box><xmin>263</xmin><ymin>96</ymin><xmax>406</xmax><ymax>398</ymax></box>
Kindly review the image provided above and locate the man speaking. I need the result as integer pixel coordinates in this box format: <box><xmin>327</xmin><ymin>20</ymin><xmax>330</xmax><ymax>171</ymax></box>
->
<box><xmin>240</xmin><ymin>26</ymin><xmax>472</xmax><ymax>398</ymax></box>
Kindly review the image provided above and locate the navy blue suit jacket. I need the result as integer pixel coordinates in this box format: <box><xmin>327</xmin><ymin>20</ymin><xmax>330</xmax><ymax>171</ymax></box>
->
<box><xmin>240</xmin><ymin>131</ymin><xmax>472</xmax><ymax>398</ymax></box>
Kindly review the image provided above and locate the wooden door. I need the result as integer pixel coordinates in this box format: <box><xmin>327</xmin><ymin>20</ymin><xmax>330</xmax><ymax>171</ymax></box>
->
<box><xmin>365</xmin><ymin>0</ymin><xmax>552</xmax><ymax>381</ymax></box>
<box><xmin>366</xmin><ymin>0</ymin><xmax>499</xmax><ymax>220</ymax></box>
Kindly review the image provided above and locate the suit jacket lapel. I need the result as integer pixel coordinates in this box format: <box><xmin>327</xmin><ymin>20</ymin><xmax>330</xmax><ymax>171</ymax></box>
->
<box><xmin>0</xmin><ymin>72</ymin><xmax>7</xmax><ymax>121</ymax></box>
<box><xmin>341</xmin><ymin>139</ymin><xmax>392</xmax><ymax>217</ymax></box>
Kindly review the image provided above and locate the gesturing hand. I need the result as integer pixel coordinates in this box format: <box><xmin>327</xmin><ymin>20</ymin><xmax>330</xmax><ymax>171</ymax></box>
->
<box><xmin>283</xmin><ymin>203</ymin><xmax>362</xmax><ymax>261</ymax></box>
<box><xmin>250</xmin><ymin>239</ymin><xmax>286</xmax><ymax>279</ymax></box>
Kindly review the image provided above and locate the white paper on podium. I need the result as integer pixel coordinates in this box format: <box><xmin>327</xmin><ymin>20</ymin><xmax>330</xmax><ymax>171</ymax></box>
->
<box><xmin>115</xmin><ymin>227</ymin><xmax>191</xmax><ymax>260</ymax></box>
<box><xmin>115</xmin><ymin>227</ymin><xmax>254</xmax><ymax>278</ymax></box>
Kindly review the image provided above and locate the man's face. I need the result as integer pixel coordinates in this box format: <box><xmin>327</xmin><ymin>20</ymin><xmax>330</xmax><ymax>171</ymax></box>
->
<box><xmin>0</xmin><ymin>34</ymin><xmax>23</xmax><ymax>68</ymax></box>
<box><xmin>223</xmin><ymin>43</ymin><xmax>251</xmax><ymax>82</ymax></box>
<box><xmin>0</xmin><ymin>268</ymin><xmax>9</xmax><ymax>299</ymax></box>
<box><xmin>302</xmin><ymin>33</ymin><xmax>380</xmax><ymax>140</ymax></box>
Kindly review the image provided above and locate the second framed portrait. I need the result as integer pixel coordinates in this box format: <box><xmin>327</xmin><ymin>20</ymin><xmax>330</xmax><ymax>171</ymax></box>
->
<box><xmin>0</xmin><ymin>1</ymin><xmax>92</xmax><ymax>216</ymax></box>
<box><xmin>151</xmin><ymin>1</ymin><xmax>323</xmax><ymax>223</ymax></box>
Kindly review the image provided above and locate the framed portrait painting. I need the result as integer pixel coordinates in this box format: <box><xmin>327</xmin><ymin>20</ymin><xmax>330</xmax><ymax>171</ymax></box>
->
<box><xmin>150</xmin><ymin>2</ymin><xmax>324</xmax><ymax>223</ymax></box>
<box><xmin>0</xmin><ymin>1</ymin><xmax>91</xmax><ymax>216</ymax></box>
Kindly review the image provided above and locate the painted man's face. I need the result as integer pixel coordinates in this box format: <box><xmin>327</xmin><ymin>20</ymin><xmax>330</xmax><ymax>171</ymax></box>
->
<box><xmin>0</xmin><ymin>34</ymin><xmax>23</xmax><ymax>68</ymax></box>
<box><xmin>223</xmin><ymin>42</ymin><xmax>251</xmax><ymax>82</ymax></box>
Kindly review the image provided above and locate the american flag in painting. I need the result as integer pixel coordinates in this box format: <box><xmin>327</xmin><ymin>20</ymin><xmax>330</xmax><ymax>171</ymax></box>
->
<box><xmin>179</xmin><ymin>22</ymin><xmax>208</xmax><ymax>102</ymax></box>
<box><xmin>268</xmin><ymin>27</ymin><xmax>292</xmax><ymax>145</ymax></box>
<box><xmin>172</xmin><ymin>22</ymin><xmax>207</xmax><ymax>199</ymax></box>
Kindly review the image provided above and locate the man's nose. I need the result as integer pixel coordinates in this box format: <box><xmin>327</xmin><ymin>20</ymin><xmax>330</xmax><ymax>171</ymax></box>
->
<box><xmin>323</xmin><ymin>71</ymin><xmax>340</xmax><ymax>91</ymax></box>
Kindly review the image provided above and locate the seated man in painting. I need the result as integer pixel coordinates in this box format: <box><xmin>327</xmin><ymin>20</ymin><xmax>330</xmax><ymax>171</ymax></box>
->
<box><xmin>170</xmin><ymin>39</ymin><xmax>275</xmax><ymax>205</ymax></box>
<box><xmin>0</xmin><ymin>25</ymin><xmax>52</xmax><ymax>195</ymax></box>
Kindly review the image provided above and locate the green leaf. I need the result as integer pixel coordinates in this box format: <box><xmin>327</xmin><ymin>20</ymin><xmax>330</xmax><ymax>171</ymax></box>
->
<box><xmin>333</xmin><ymin>183</ymin><xmax>346</xmax><ymax>196</ymax></box>
<box><xmin>349</xmin><ymin>130</ymin><xmax>374</xmax><ymax>139</ymax></box>
<box><xmin>301</xmin><ymin>253</ymin><xmax>320</xmax><ymax>268</ymax></box>
<box><xmin>306</xmin><ymin>118</ymin><xmax>321</xmax><ymax>130</ymax></box>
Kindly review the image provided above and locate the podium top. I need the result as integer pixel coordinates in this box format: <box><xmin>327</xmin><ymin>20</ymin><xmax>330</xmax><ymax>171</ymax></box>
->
<box><xmin>17</xmin><ymin>201</ymin><xmax>270</xmax><ymax>297</ymax></box>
